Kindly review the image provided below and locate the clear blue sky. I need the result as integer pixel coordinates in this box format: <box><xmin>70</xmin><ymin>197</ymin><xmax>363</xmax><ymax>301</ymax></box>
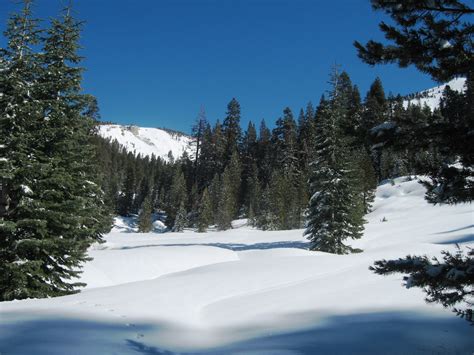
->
<box><xmin>1</xmin><ymin>0</ymin><xmax>436</xmax><ymax>133</ymax></box>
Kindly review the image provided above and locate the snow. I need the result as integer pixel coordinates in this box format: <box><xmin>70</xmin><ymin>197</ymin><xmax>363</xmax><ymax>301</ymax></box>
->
<box><xmin>20</xmin><ymin>184</ymin><xmax>33</xmax><ymax>195</ymax></box>
<box><xmin>97</xmin><ymin>124</ymin><xmax>195</xmax><ymax>161</ymax></box>
<box><xmin>0</xmin><ymin>178</ymin><xmax>473</xmax><ymax>354</ymax></box>
<box><xmin>403</xmin><ymin>77</ymin><xmax>466</xmax><ymax>111</ymax></box>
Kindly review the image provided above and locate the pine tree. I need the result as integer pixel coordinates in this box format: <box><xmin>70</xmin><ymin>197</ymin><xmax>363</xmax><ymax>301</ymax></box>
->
<box><xmin>138</xmin><ymin>194</ymin><xmax>153</xmax><ymax>233</ymax></box>
<box><xmin>272</xmin><ymin>107</ymin><xmax>299</xmax><ymax>175</ymax></box>
<box><xmin>212</xmin><ymin>120</ymin><xmax>226</xmax><ymax>175</ymax></box>
<box><xmin>0</xmin><ymin>0</ymin><xmax>45</xmax><ymax>301</ymax></box>
<box><xmin>118</xmin><ymin>164</ymin><xmax>136</xmax><ymax>216</ymax></box>
<box><xmin>165</xmin><ymin>168</ymin><xmax>186</xmax><ymax>228</ymax></box>
<box><xmin>357</xmin><ymin>0</ymin><xmax>474</xmax><ymax>323</ymax></box>
<box><xmin>241</xmin><ymin>121</ymin><xmax>258</xmax><ymax>212</ymax></box>
<box><xmin>191</xmin><ymin>106</ymin><xmax>207</xmax><ymax>185</ymax></box>
<box><xmin>1</xmin><ymin>3</ymin><xmax>111</xmax><ymax>300</ymax></box>
<box><xmin>354</xmin><ymin>0</ymin><xmax>473</xmax><ymax>82</ymax></box>
<box><xmin>371</xmin><ymin>247</ymin><xmax>474</xmax><ymax>324</ymax></box>
<box><xmin>197</xmin><ymin>188</ymin><xmax>212</xmax><ymax>232</ymax></box>
<box><xmin>257</xmin><ymin>119</ymin><xmax>272</xmax><ymax>186</ymax></box>
<box><xmin>222</xmin><ymin>98</ymin><xmax>242</xmax><ymax>163</ymax></box>
<box><xmin>353</xmin><ymin>148</ymin><xmax>377</xmax><ymax>213</ymax></box>
<box><xmin>172</xmin><ymin>201</ymin><xmax>187</xmax><ymax>232</ymax></box>
<box><xmin>226</xmin><ymin>150</ymin><xmax>242</xmax><ymax>218</ymax></box>
<box><xmin>304</xmin><ymin>68</ymin><xmax>365</xmax><ymax>254</ymax></box>
<box><xmin>216</xmin><ymin>169</ymin><xmax>234</xmax><ymax>231</ymax></box>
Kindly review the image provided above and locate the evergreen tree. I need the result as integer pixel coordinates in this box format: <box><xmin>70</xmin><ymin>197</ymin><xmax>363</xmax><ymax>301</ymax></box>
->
<box><xmin>211</xmin><ymin>120</ymin><xmax>226</xmax><ymax>175</ymax></box>
<box><xmin>1</xmin><ymin>3</ymin><xmax>111</xmax><ymax>300</ymax></box>
<box><xmin>191</xmin><ymin>106</ymin><xmax>207</xmax><ymax>184</ymax></box>
<box><xmin>222</xmin><ymin>98</ymin><xmax>242</xmax><ymax>162</ymax></box>
<box><xmin>257</xmin><ymin>119</ymin><xmax>272</xmax><ymax>186</ymax></box>
<box><xmin>138</xmin><ymin>194</ymin><xmax>153</xmax><ymax>233</ymax></box>
<box><xmin>172</xmin><ymin>201</ymin><xmax>187</xmax><ymax>232</ymax></box>
<box><xmin>354</xmin><ymin>0</ymin><xmax>473</xmax><ymax>82</ymax></box>
<box><xmin>241</xmin><ymin>121</ymin><xmax>258</xmax><ymax>211</ymax></box>
<box><xmin>371</xmin><ymin>247</ymin><xmax>474</xmax><ymax>324</ymax></box>
<box><xmin>226</xmin><ymin>150</ymin><xmax>242</xmax><ymax>218</ymax></box>
<box><xmin>304</xmin><ymin>69</ymin><xmax>365</xmax><ymax>254</ymax></box>
<box><xmin>118</xmin><ymin>164</ymin><xmax>136</xmax><ymax>216</ymax></box>
<box><xmin>353</xmin><ymin>148</ymin><xmax>377</xmax><ymax>213</ymax></box>
<box><xmin>165</xmin><ymin>168</ymin><xmax>186</xmax><ymax>228</ymax></box>
<box><xmin>197</xmin><ymin>188</ymin><xmax>212</xmax><ymax>233</ymax></box>
<box><xmin>272</xmin><ymin>107</ymin><xmax>299</xmax><ymax>175</ymax></box>
<box><xmin>208</xmin><ymin>173</ymin><xmax>221</xmax><ymax>220</ymax></box>
<box><xmin>357</xmin><ymin>0</ymin><xmax>474</xmax><ymax>323</ymax></box>
<box><xmin>0</xmin><ymin>0</ymin><xmax>45</xmax><ymax>301</ymax></box>
<box><xmin>216</xmin><ymin>169</ymin><xmax>235</xmax><ymax>231</ymax></box>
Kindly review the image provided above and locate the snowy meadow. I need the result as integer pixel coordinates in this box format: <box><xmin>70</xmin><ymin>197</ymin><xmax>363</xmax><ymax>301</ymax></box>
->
<box><xmin>1</xmin><ymin>178</ymin><xmax>473</xmax><ymax>354</ymax></box>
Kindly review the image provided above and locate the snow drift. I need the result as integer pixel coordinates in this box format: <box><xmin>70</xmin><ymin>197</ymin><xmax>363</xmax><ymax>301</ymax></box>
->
<box><xmin>0</xmin><ymin>177</ymin><xmax>473</xmax><ymax>354</ymax></box>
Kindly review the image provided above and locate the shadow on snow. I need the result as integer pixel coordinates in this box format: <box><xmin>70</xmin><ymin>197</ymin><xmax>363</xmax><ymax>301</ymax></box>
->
<box><xmin>117</xmin><ymin>241</ymin><xmax>310</xmax><ymax>252</ymax></box>
<box><xmin>1</xmin><ymin>311</ymin><xmax>473</xmax><ymax>355</ymax></box>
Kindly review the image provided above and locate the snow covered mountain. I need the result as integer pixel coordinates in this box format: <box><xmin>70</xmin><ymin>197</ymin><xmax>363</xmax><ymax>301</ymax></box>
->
<box><xmin>403</xmin><ymin>77</ymin><xmax>466</xmax><ymax>111</ymax></box>
<box><xmin>97</xmin><ymin>124</ymin><xmax>195</xmax><ymax>161</ymax></box>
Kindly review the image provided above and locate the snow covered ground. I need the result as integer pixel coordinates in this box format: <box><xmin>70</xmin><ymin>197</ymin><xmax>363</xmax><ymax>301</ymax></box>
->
<box><xmin>98</xmin><ymin>124</ymin><xmax>194</xmax><ymax>161</ymax></box>
<box><xmin>1</xmin><ymin>178</ymin><xmax>473</xmax><ymax>354</ymax></box>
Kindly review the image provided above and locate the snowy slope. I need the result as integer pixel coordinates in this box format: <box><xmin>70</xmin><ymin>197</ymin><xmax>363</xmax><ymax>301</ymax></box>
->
<box><xmin>98</xmin><ymin>124</ymin><xmax>194</xmax><ymax>161</ymax></box>
<box><xmin>1</xmin><ymin>178</ymin><xmax>473</xmax><ymax>354</ymax></box>
<box><xmin>403</xmin><ymin>77</ymin><xmax>466</xmax><ymax>110</ymax></box>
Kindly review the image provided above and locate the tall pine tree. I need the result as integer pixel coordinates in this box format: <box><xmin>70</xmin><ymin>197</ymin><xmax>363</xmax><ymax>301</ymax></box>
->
<box><xmin>304</xmin><ymin>69</ymin><xmax>365</xmax><ymax>254</ymax></box>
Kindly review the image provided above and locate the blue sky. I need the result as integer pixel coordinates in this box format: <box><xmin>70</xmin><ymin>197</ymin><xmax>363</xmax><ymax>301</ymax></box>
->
<box><xmin>1</xmin><ymin>0</ymin><xmax>437</xmax><ymax>133</ymax></box>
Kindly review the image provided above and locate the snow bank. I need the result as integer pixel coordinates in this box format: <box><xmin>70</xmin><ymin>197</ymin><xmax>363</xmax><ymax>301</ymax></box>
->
<box><xmin>1</xmin><ymin>177</ymin><xmax>473</xmax><ymax>354</ymax></box>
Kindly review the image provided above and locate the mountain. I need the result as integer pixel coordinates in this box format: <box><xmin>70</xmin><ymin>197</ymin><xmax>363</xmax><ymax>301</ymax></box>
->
<box><xmin>97</xmin><ymin>124</ymin><xmax>195</xmax><ymax>161</ymax></box>
<box><xmin>403</xmin><ymin>77</ymin><xmax>466</xmax><ymax>110</ymax></box>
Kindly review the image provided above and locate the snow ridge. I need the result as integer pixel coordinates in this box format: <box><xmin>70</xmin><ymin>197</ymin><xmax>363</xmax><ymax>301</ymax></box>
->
<box><xmin>98</xmin><ymin>124</ymin><xmax>195</xmax><ymax>161</ymax></box>
<box><xmin>403</xmin><ymin>77</ymin><xmax>466</xmax><ymax>111</ymax></box>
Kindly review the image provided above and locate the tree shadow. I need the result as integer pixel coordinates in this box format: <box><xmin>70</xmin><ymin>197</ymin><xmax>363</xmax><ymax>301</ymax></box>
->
<box><xmin>434</xmin><ymin>224</ymin><xmax>474</xmax><ymax>235</ymax></box>
<box><xmin>117</xmin><ymin>241</ymin><xmax>310</xmax><ymax>252</ymax></box>
<box><xmin>435</xmin><ymin>233</ymin><xmax>474</xmax><ymax>245</ymax></box>
<box><xmin>1</xmin><ymin>311</ymin><xmax>473</xmax><ymax>355</ymax></box>
<box><xmin>127</xmin><ymin>312</ymin><xmax>474</xmax><ymax>355</ymax></box>
<box><xmin>0</xmin><ymin>315</ymin><xmax>152</xmax><ymax>355</ymax></box>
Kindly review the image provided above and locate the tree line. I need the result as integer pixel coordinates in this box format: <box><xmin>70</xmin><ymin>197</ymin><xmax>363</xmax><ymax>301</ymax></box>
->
<box><xmin>98</xmin><ymin>70</ymin><xmax>468</xmax><ymax>242</ymax></box>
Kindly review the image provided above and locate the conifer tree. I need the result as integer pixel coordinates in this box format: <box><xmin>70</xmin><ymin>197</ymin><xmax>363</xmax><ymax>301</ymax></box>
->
<box><xmin>172</xmin><ymin>201</ymin><xmax>187</xmax><ymax>232</ymax></box>
<box><xmin>138</xmin><ymin>194</ymin><xmax>153</xmax><ymax>233</ymax></box>
<box><xmin>211</xmin><ymin>120</ymin><xmax>226</xmax><ymax>175</ymax></box>
<box><xmin>1</xmin><ymin>2</ymin><xmax>111</xmax><ymax>300</ymax></box>
<box><xmin>257</xmin><ymin>119</ymin><xmax>272</xmax><ymax>186</ymax></box>
<box><xmin>216</xmin><ymin>169</ymin><xmax>234</xmax><ymax>230</ymax></box>
<box><xmin>0</xmin><ymin>0</ymin><xmax>45</xmax><ymax>301</ymax></box>
<box><xmin>192</xmin><ymin>106</ymin><xmax>207</xmax><ymax>184</ymax></box>
<box><xmin>353</xmin><ymin>148</ymin><xmax>377</xmax><ymax>213</ymax></box>
<box><xmin>357</xmin><ymin>0</ymin><xmax>474</xmax><ymax>323</ymax></box>
<box><xmin>226</xmin><ymin>150</ymin><xmax>242</xmax><ymax>218</ymax></box>
<box><xmin>222</xmin><ymin>98</ymin><xmax>242</xmax><ymax>162</ymax></box>
<box><xmin>118</xmin><ymin>165</ymin><xmax>136</xmax><ymax>216</ymax></box>
<box><xmin>165</xmin><ymin>168</ymin><xmax>186</xmax><ymax>228</ymax></box>
<box><xmin>304</xmin><ymin>69</ymin><xmax>365</xmax><ymax>254</ymax></box>
<box><xmin>197</xmin><ymin>188</ymin><xmax>212</xmax><ymax>232</ymax></box>
<box><xmin>272</xmin><ymin>107</ymin><xmax>299</xmax><ymax>175</ymax></box>
<box><xmin>241</xmin><ymin>121</ymin><xmax>257</xmax><ymax>211</ymax></box>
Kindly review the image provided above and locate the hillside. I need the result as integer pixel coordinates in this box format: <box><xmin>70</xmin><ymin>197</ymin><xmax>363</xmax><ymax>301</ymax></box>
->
<box><xmin>1</xmin><ymin>178</ymin><xmax>473</xmax><ymax>354</ymax></box>
<box><xmin>403</xmin><ymin>77</ymin><xmax>466</xmax><ymax>111</ymax></box>
<box><xmin>98</xmin><ymin>124</ymin><xmax>195</xmax><ymax>161</ymax></box>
